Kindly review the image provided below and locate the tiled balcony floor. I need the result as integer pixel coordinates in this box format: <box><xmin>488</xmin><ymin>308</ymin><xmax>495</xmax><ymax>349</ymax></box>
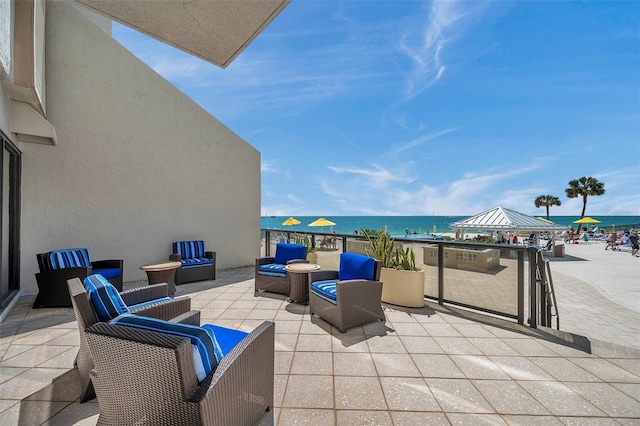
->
<box><xmin>1</xmin><ymin>266</ymin><xmax>639</xmax><ymax>425</ymax></box>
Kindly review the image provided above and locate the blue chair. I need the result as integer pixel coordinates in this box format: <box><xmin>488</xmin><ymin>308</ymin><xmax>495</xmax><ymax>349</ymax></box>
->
<box><xmin>309</xmin><ymin>252</ymin><xmax>384</xmax><ymax>333</ymax></box>
<box><xmin>34</xmin><ymin>248</ymin><xmax>123</xmax><ymax>308</ymax></box>
<box><xmin>255</xmin><ymin>243</ymin><xmax>308</xmax><ymax>296</ymax></box>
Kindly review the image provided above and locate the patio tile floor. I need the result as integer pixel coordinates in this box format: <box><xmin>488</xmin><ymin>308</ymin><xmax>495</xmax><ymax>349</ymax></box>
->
<box><xmin>1</xmin><ymin>265</ymin><xmax>639</xmax><ymax>425</ymax></box>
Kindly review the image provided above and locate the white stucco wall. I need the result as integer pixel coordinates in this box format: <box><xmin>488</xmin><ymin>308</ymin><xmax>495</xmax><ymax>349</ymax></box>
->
<box><xmin>19</xmin><ymin>1</ymin><xmax>261</xmax><ymax>294</ymax></box>
<box><xmin>0</xmin><ymin>0</ymin><xmax>11</xmax><ymax>78</ymax></box>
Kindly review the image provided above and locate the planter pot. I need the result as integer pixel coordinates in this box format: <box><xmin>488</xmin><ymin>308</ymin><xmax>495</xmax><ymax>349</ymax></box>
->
<box><xmin>379</xmin><ymin>267</ymin><xmax>425</xmax><ymax>308</ymax></box>
<box><xmin>306</xmin><ymin>252</ymin><xmax>318</xmax><ymax>264</ymax></box>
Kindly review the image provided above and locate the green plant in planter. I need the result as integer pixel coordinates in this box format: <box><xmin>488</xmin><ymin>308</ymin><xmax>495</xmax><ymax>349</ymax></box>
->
<box><xmin>293</xmin><ymin>234</ymin><xmax>316</xmax><ymax>253</ymax></box>
<box><xmin>361</xmin><ymin>227</ymin><xmax>417</xmax><ymax>271</ymax></box>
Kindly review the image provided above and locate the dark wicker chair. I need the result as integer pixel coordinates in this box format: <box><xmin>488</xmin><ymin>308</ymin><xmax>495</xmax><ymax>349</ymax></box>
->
<box><xmin>67</xmin><ymin>277</ymin><xmax>197</xmax><ymax>402</ymax></box>
<box><xmin>255</xmin><ymin>243</ymin><xmax>308</xmax><ymax>296</ymax></box>
<box><xmin>309</xmin><ymin>253</ymin><xmax>384</xmax><ymax>333</ymax></box>
<box><xmin>170</xmin><ymin>240</ymin><xmax>216</xmax><ymax>284</ymax></box>
<box><xmin>34</xmin><ymin>248</ymin><xmax>123</xmax><ymax>308</ymax></box>
<box><xmin>85</xmin><ymin>320</ymin><xmax>275</xmax><ymax>425</ymax></box>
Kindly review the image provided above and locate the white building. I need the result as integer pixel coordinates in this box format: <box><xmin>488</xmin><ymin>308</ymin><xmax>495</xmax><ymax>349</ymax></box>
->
<box><xmin>0</xmin><ymin>0</ymin><xmax>289</xmax><ymax>318</ymax></box>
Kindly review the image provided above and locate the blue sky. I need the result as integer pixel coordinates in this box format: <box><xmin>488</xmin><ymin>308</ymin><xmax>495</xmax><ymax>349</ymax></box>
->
<box><xmin>112</xmin><ymin>0</ymin><xmax>640</xmax><ymax>217</ymax></box>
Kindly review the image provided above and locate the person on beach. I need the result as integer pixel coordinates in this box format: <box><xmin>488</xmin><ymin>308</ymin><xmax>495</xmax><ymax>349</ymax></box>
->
<box><xmin>629</xmin><ymin>230</ymin><xmax>639</xmax><ymax>257</ymax></box>
<box><xmin>605</xmin><ymin>231</ymin><xmax>616</xmax><ymax>250</ymax></box>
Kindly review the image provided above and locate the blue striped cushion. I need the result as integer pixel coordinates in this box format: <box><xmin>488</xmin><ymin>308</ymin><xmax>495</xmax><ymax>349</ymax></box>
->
<box><xmin>83</xmin><ymin>274</ymin><xmax>129</xmax><ymax>321</ymax></box>
<box><xmin>310</xmin><ymin>280</ymin><xmax>339</xmax><ymax>305</ymax></box>
<box><xmin>110</xmin><ymin>314</ymin><xmax>223</xmax><ymax>382</ymax></box>
<box><xmin>258</xmin><ymin>263</ymin><xmax>286</xmax><ymax>277</ymax></box>
<box><xmin>173</xmin><ymin>241</ymin><xmax>205</xmax><ymax>260</ymax></box>
<box><xmin>47</xmin><ymin>248</ymin><xmax>91</xmax><ymax>270</ymax></box>
<box><xmin>180</xmin><ymin>257</ymin><xmax>213</xmax><ymax>266</ymax></box>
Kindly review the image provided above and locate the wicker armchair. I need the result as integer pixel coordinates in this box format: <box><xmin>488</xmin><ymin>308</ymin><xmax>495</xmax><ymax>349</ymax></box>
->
<box><xmin>67</xmin><ymin>277</ymin><xmax>197</xmax><ymax>402</ymax></box>
<box><xmin>255</xmin><ymin>243</ymin><xmax>308</xmax><ymax>296</ymax></box>
<box><xmin>170</xmin><ymin>240</ymin><xmax>216</xmax><ymax>284</ymax></box>
<box><xmin>34</xmin><ymin>248</ymin><xmax>123</xmax><ymax>308</ymax></box>
<box><xmin>85</xmin><ymin>320</ymin><xmax>275</xmax><ymax>425</ymax></box>
<box><xmin>309</xmin><ymin>252</ymin><xmax>384</xmax><ymax>333</ymax></box>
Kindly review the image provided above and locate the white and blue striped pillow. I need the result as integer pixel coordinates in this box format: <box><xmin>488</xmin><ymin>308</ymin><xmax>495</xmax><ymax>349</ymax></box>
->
<box><xmin>110</xmin><ymin>314</ymin><xmax>223</xmax><ymax>382</ymax></box>
<box><xmin>47</xmin><ymin>248</ymin><xmax>91</xmax><ymax>270</ymax></box>
<box><xmin>83</xmin><ymin>274</ymin><xmax>129</xmax><ymax>321</ymax></box>
<box><xmin>173</xmin><ymin>240</ymin><xmax>205</xmax><ymax>260</ymax></box>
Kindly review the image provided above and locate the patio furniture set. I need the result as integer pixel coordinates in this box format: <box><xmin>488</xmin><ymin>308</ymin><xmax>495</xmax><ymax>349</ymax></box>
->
<box><xmin>38</xmin><ymin>241</ymin><xmax>384</xmax><ymax>423</ymax></box>
<box><xmin>255</xmin><ymin>242</ymin><xmax>386</xmax><ymax>333</ymax></box>
<box><xmin>33</xmin><ymin>240</ymin><xmax>216</xmax><ymax>308</ymax></box>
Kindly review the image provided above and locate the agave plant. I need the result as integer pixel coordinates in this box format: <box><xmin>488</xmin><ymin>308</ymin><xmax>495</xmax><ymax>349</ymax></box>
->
<box><xmin>293</xmin><ymin>233</ymin><xmax>316</xmax><ymax>253</ymax></box>
<box><xmin>361</xmin><ymin>227</ymin><xmax>417</xmax><ymax>271</ymax></box>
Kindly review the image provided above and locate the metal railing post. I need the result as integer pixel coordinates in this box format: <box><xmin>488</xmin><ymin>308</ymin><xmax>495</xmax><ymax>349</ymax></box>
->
<box><xmin>438</xmin><ymin>243</ymin><xmax>444</xmax><ymax>305</ymax></box>
<box><xmin>265</xmin><ymin>231</ymin><xmax>271</xmax><ymax>257</ymax></box>
<box><xmin>517</xmin><ymin>250</ymin><xmax>525</xmax><ymax>325</ymax></box>
<box><xmin>528</xmin><ymin>247</ymin><xmax>538</xmax><ymax>328</ymax></box>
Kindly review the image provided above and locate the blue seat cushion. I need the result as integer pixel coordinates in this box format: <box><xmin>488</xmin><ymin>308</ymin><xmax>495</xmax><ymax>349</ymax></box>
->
<box><xmin>339</xmin><ymin>252</ymin><xmax>375</xmax><ymax>281</ymax></box>
<box><xmin>92</xmin><ymin>267</ymin><xmax>122</xmax><ymax>280</ymax></box>
<box><xmin>110</xmin><ymin>313</ymin><xmax>223</xmax><ymax>382</ymax></box>
<box><xmin>46</xmin><ymin>248</ymin><xmax>91</xmax><ymax>271</ymax></box>
<box><xmin>310</xmin><ymin>280</ymin><xmax>339</xmax><ymax>305</ymax></box>
<box><xmin>274</xmin><ymin>243</ymin><xmax>307</xmax><ymax>264</ymax></box>
<box><xmin>83</xmin><ymin>274</ymin><xmax>129</xmax><ymax>321</ymax></box>
<box><xmin>202</xmin><ymin>324</ymin><xmax>248</xmax><ymax>356</ymax></box>
<box><xmin>128</xmin><ymin>297</ymin><xmax>173</xmax><ymax>311</ymax></box>
<box><xmin>180</xmin><ymin>257</ymin><xmax>213</xmax><ymax>267</ymax></box>
<box><xmin>173</xmin><ymin>240</ymin><xmax>205</xmax><ymax>260</ymax></box>
<box><xmin>258</xmin><ymin>263</ymin><xmax>287</xmax><ymax>277</ymax></box>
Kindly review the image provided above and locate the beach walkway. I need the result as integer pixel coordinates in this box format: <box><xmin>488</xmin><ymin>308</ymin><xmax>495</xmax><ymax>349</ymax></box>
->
<box><xmin>1</xmin><ymin>240</ymin><xmax>639</xmax><ymax>424</ymax></box>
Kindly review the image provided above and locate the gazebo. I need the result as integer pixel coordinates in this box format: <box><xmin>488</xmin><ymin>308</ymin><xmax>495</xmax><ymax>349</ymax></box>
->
<box><xmin>450</xmin><ymin>206</ymin><xmax>570</xmax><ymax>248</ymax></box>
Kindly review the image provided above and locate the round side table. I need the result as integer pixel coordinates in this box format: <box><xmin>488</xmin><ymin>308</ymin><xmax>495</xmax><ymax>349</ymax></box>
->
<box><xmin>285</xmin><ymin>263</ymin><xmax>320</xmax><ymax>304</ymax></box>
<box><xmin>140</xmin><ymin>261</ymin><xmax>181</xmax><ymax>295</ymax></box>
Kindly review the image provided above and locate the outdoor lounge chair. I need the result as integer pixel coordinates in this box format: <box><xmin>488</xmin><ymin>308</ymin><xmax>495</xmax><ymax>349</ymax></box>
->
<box><xmin>34</xmin><ymin>248</ymin><xmax>123</xmax><ymax>308</ymax></box>
<box><xmin>170</xmin><ymin>240</ymin><xmax>216</xmax><ymax>284</ymax></box>
<box><xmin>67</xmin><ymin>275</ymin><xmax>197</xmax><ymax>402</ymax></box>
<box><xmin>255</xmin><ymin>243</ymin><xmax>308</xmax><ymax>296</ymax></box>
<box><xmin>84</xmin><ymin>318</ymin><xmax>275</xmax><ymax>425</ymax></box>
<box><xmin>309</xmin><ymin>252</ymin><xmax>384</xmax><ymax>333</ymax></box>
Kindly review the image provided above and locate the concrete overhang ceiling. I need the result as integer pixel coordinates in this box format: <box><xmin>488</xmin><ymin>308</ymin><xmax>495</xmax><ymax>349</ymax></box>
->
<box><xmin>75</xmin><ymin>0</ymin><xmax>290</xmax><ymax>68</ymax></box>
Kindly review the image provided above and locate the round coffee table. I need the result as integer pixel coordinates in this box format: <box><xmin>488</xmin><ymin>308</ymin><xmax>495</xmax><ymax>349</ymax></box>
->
<box><xmin>285</xmin><ymin>263</ymin><xmax>320</xmax><ymax>304</ymax></box>
<box><xmin>140</xmin><ymin>261</ymin><xmax>181</xmax><ymax>295</ymax></box>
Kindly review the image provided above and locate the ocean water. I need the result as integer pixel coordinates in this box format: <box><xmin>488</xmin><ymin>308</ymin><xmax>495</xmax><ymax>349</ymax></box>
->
<box><xmin>261</xmin><ymin>215</ymin><xmax>640</xmax><ymax>235</ymax></box>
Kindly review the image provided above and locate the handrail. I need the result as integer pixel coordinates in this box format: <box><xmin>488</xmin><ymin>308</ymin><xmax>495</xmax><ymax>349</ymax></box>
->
<box><xmin>261</xmin><ymin>228</ymin><xmax>555</xmax><ymax>330</ymax></box>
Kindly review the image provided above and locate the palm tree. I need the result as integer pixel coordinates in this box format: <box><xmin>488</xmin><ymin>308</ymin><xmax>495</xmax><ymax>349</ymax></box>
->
<box><xmin>534</xmin><ymin>195</ymin><xmax>562</xmax><ymax>220</ymax></box>
<box><xmin>565</xmin><ymin>176</ymin><xmax>606</xmax><ymax>234</ymax></box>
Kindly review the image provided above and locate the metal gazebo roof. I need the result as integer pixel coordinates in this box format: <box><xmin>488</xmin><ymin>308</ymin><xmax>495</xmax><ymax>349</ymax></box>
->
<box><xmin>450</xmin><ymin>206</ymin><xmax>570</xmax><ymax>232</ymax></box>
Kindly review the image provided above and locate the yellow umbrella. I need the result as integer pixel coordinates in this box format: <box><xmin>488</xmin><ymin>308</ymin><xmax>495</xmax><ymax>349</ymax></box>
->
<box><xmin>282</xmin><ymin>217</ymin><xmax>301</xmax><ymax>226</ymax></box>
<box><xmin>573</xmin><ymin>217</ymin><xmax>601</xmax><ymax>224</ymax></box>
<box><xmin>308</xmin><ymin>217</ymin><xmax>336</xmax><ymax>227</ymax></box>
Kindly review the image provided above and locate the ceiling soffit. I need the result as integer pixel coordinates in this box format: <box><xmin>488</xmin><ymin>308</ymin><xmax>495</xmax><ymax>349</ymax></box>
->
<box><xmin>75</xmin><ymin>0</ymin><xmax>290</xmax><ymax>68</ymax></box>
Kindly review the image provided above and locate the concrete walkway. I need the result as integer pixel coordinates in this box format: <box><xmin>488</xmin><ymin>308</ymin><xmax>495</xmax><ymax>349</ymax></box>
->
<box><xmin>1</xmin><ymin>246</ymin><xmax>639</xmax><ymax>424</ymax></box>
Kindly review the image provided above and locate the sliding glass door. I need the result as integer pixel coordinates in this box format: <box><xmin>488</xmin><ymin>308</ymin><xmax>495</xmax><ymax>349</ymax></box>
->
<box><xmin>0</xmin><ymin>131</ymin><xmax>21</xmax><ymax>315</ymax></box>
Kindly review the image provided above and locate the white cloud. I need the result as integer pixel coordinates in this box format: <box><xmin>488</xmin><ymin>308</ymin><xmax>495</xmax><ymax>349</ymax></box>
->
<box><xmin>399</xmin><ymin>0</ymin><xmax>489</xmax><ymax>98</ymax></box>
<box><xmin>390</xmin><ymin>127</ymin><xmax>460</xmax><ymax>155</ymax></box>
